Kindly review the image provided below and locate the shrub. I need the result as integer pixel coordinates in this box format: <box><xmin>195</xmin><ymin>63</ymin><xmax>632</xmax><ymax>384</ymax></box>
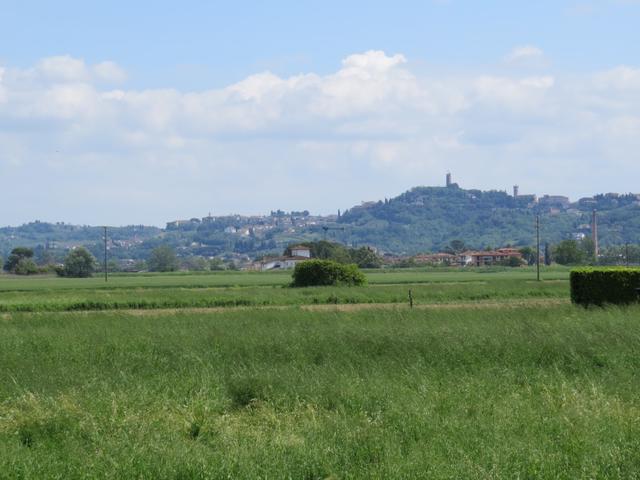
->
<box><xmin>148</xmin><ymin>245</ymin><xmax>179</xmax><ymax>272</ymax></box>
<box><xmin>499</xmin><ymin>256</ymin><xmax>524</xmax><ymax>267</ymax></box>
<box><xmin>57</xmin><ymin>247</ymin><xmax>96</xmax><ymax>278</ymax></box>
<box><xmin>570</xmin><ymin>267</ymin><xmax>640</xmax><ymax>306</ymax></box>
<box><xmin>14</xmin><ymin>258</ymin><xmax>39</xmax><ymax>275</ymax></box>
<box><xmin>291</xmin><ymin>260</ymin><xmax>366</xmax><ymax>287</ymax></box>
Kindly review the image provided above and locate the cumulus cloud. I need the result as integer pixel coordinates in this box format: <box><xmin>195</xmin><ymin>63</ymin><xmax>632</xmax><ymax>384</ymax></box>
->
<box><xmin>0</xmin><ymin>67</ymin><xmax>6</xmax><ymax>104</ymax></box>
<box><xmin>594</xmin><ymin>66</ymin><xmax>640</xmax><ymax>90</ymax></box>
<box><xmin>36</xmin><ymin>55</ymin><xmax>90</xmax><ymax>82</ymax></box>
<box><xmin>504</xmin><ymin>45</ymin><xmax>549</xmax><ymax>68</ymax></box>
<box><xmin>93</xmin><ymin>61</ymin><xmax>127</xmax><ymax>83</ymax></box>
<box><xmin>1</xmin><ymin>51</ymin><xmax>639</xmax><ymax>225</ymax></box>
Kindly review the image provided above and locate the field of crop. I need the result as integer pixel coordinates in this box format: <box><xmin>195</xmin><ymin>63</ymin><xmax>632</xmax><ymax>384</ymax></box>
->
<box><xmin>3</xmin><ymin>267</ymin><xmax>639</xmax><ymax>478</ymax></box>
<box><xmin>0</xmin><ymin>267</ymin><xmax>569</xmax><ymax>312</ymax></box>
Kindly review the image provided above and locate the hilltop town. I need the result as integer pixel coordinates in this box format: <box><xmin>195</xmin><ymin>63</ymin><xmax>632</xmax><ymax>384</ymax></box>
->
<box><xmin>2</xmin><ymin>175</ymin><xmax>639</xmax><ymax>269</ymax></box>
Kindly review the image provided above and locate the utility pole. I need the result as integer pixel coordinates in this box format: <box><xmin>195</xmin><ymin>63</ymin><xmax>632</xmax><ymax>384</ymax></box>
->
<box><xmin>536</xmin><ymin>215</ymin><xmax>540</xmax><ymax>282</ymax></box>
<box><xmin>626</xmin><ymin>243</ymin><xmax>630</xmax><ymax>267</ymax></box>
<box><xmin>103</xmin><ymin>226</ymin><xmax>108</xmax><ymax>282</ymax></box>
<box><xmin>592</xmin><ymin>209</ymin><xmax>599</xmax><ymax>263</ymax></box>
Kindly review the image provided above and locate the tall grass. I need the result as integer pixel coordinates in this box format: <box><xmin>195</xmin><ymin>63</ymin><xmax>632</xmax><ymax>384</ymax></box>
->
<box><xmin>0</xmin><ymin>279</ymin><xmax>569</xmax><ymax>312</ymax></box>
<box><xmin>0</xmin><ymin>267</ymin><xmax>569</xmax><ymax>292</ymax></box>
<box><xmin>1</xmin><ymin>305</ymin><xmax>640</xmax><ymax>478</ymax></box>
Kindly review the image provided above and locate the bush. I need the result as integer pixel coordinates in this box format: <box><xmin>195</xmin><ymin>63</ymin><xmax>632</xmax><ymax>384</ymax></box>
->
<box><xmin>570</xmin><ymin>267</ymin><xmax>640</xmax><ymax>306</ymax></box>
<box><xmin>148</xmin><ymin>245</ymin><xmax>179</xmax><ymax>272</ymax></box>
<box><xmin>14</xmin><ymin>258</ymin><xmax>39</xmax><ymax>275</ymax></box>
<box><xmin>57</xmin><ymin>247</ymin><xmax>96</xmax><ymax>278</ymax></box>
<box><xmin>498</xmin><ymin>256</ymin><xmax>524</xmax><ymax>267</ymax></box>
<box><xmin>291</xmin><ymin>260</ymin><xmax>366</xmax><ymax>287</ymax></box>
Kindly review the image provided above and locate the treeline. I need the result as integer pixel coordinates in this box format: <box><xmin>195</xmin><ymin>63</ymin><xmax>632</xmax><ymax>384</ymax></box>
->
<box><xmin>283</xmin><ymin>241</ymin><xmax>383</xmax><ymax>269</ymax></box>
<box><xmin>2</xmin><ymin>247</ymin><xmax>96</xmax><ymax>277</ymax></box>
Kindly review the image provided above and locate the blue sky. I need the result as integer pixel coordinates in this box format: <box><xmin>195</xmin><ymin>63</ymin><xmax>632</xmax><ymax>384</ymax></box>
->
<box><xmin>1</xmin><ymin>1</ymin><xmax>640</xmax><ymax>225</ymax></box>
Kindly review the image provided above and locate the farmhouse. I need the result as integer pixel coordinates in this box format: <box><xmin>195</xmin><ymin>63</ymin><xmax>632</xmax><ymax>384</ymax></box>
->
<box><xmin>458</xmin><ymin>248</ymin><xmax>523</xmax><ymax>267</ymax></box>
<box><xmin>258</xmin><ymin>256</ymin><xmax>309</xmax><ymax>271</ymax></box>
<box><xmin>289</xmin><ymin>245</ymin><xmax>311</xmax><ymax>258</ymax></box>
<box><xmin>414</xmin><ymin>253</ymin><xmax>457</xmax><ymax>266</ymax></box>
<box><xmin>256</xmin><ymin>245</ymin><xmax>313</xmax><ymax>271</ymax></box>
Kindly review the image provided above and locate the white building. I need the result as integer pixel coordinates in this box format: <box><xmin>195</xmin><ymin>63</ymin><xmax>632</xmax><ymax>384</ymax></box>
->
<box><xmin>260</xmin><ymin>256</ymin><xmax>308</xmax><ymax>271</ymax></box>
<box><xmin>290</xmin><ymin>245</ymin><xmax>311</xmax><ymax>258</ymax></box>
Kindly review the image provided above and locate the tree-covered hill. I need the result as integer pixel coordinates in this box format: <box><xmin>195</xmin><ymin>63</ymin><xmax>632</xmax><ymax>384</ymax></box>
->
<box><xmin>338</xmin><ymin>186</ymin><xmax>640</xmax><ymax>254</ymax></box>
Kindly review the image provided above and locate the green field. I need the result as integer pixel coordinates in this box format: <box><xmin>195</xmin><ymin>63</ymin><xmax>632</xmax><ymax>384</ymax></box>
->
<box><xmin>2</xmin><ymin>268</ymin><xmax>639</xmax><ymax>478</ymax></box>
<box><xmin>0</xmin><ymin>267</ymin><xmax>569</xmax><ymax>312</ymax></box>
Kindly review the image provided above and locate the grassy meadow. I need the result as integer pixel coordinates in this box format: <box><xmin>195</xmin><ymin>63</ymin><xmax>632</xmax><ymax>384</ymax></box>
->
<box><xmin>2</xmin><ymin>267</ymin><xmax>639</xmax><ymax>478</ymax></box>
<box><xmin>0</xmin><ymin>267</ymin><xmax>569</xmax><ymax>312</ymax></box>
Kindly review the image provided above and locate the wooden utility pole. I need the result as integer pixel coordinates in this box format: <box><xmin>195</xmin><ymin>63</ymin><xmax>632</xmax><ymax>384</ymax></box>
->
<box><xmin>536</xmin><ymin>215</ymin><xmax>540</xmax><ymax>282</ymax></box>
<box><xmin>592</xmin><ymin>209</ymin><xmax>599</xmax><ymax>263</ymax></box>
<box><xmin>103</xmin><ymin>226</ymin><xmax>108</xmax><ymax>282</ymax></box>
<box><xmin>626</xmin><ymin>243</ymin><xmax>630</xmax><ymax>267</ymax></box>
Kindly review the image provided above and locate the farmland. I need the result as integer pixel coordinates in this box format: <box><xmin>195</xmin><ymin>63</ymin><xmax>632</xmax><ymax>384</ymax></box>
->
<box><xmin>0</xmin><ymin>268</ymin><xmax>569</xmax><ymax>312</ymax></box>
<box><xmin>2</xmin><ymin>267</ymin><xmax>640</xmax><ymax>478</ymax></box>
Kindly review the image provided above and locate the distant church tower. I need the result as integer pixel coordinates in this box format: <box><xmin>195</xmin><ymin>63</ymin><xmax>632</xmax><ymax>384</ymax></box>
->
<box><xmin>446</xmin><ymin>172</ymin><xmax>452</xmax><ymax>187</ymax></box>
<box><xmin>513</xmin><ymin>185</ymin><xmax>519</xmax><ymax>198</ymax></box>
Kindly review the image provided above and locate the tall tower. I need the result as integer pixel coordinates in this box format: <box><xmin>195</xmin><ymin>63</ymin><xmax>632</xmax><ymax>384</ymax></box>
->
<box><xmin>591</xmin><ymin>209</ymin><xmax>599</xmax><ymax>261</ymax></box>
<box><xmin>446</xmin><ymin>172</ymin><xmax>452</xmax><ymax>187</ymax></box>
<box><xmin>513</xmin><ymin>185</ymin><xmax>519</xmax><ymax>198</ymax></box>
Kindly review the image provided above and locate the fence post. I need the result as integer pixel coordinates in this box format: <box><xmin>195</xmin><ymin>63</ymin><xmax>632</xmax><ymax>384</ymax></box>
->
<box><xmin>408</xmin><ymin>289</ymin><xmax>413</xmax><ymax>309</ymax></box>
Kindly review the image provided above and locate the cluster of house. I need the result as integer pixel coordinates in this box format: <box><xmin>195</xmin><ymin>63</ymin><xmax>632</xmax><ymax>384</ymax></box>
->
<box><xmin>166</xmin><ymin>211</ymin><xmax>337</xmax><ymax>238</ymax></box>
<box><xmin>251</xmin><ymin>245</ymin><xmax>525</xmax><ymax>271</ymax></box>
<box><xmin>411</xmin><ymin>248</ymin><xmax>524</xmax><ymax>267</ymax></box>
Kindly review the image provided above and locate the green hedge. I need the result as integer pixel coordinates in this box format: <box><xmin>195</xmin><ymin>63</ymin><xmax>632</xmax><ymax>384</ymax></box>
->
<box><xmin>570</xmin><ymin>267</ymin><xmax>640</xmax><ymax>306</ymax></box>
<box><xmin>291</xmin><ymin>260</ymin><xmax>367</xmax><ymax>287</ymax></box>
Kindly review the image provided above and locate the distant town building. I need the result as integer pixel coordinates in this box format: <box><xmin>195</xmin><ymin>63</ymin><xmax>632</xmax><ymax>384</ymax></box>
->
<box><xmin>202</xmin><ymin>213</ymin><xmax>215</xmax><ymax>223</ymax></box>
<box><xmin>539</xmin><ymin>195</ymin><xmax>570</xmax><ymax>209</ymax></box>
<box><xmin>515</xmin><ymin>194</ymin><xmax>537</xmax><ymax>206</ymax></box>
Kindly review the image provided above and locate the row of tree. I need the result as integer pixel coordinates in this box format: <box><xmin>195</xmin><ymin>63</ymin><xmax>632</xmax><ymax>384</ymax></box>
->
<box><xmin>3</xmin><ymin>239</ymin><xmax>638</xmax><ymax>276</ymax></box>
<box><xmin>0</xmin><ymin>244</ymin><xmax>238</xmax><ymax>276</ymax></box>
<box><xmin>283</xmin><ymin>241</ymin><xmax>383</xmax><ymax>268</ymax></box>
<box><xmin>2</xmin><ymin>247</ymin><xmax>96</xmax><ymax>277</ymax></box>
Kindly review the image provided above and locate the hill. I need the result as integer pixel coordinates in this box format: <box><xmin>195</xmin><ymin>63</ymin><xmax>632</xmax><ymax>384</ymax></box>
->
<box><xmin>1</xmin><ymin>185</ymin><xmax>639</xmax><ymax>261</ymax></box>
<box><xmin>339</xmin><ymin>186</ymin><xmax>640</xmax><ymax>254</ymax></box>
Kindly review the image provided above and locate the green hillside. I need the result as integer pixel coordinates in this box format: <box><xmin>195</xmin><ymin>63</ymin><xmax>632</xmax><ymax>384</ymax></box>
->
<box><xmin>339</xmin><ymin>186</ymin><xmax>640</xmax><ymax>254</ymax></box>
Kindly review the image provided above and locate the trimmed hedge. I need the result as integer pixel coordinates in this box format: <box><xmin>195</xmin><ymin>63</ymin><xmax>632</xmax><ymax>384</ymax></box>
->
<box><xmin>570</xmin><ymin>267</ymin><xmax>640</xmax><ymax>306</ymax></box>
<box><xmin>291</xmin><ymin>260</ymin><xmax>367</xmax><ymax>287</ymax></box>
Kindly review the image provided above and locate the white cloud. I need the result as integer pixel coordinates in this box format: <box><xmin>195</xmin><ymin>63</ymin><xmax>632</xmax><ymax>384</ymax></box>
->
<box><xmin>36</xmin><ymin>55</ymin><xmax>90</xmax><ymax>82</ymax></box>
<box><xmin>594</xmin><ymin>66</ymin><xmax>640</xmax><ymax>90</ymax></box>
<box><xmin>93</xmin><ymin>61</ymin><xmax>127</xmax><ymax>83</ymax></box>
<box><xmin>341</xmin><ymin>50</ymin><xmax>407</xmax><ymax>72</ymax></box>
<box><xmin>505</xmin><ymin>45</ymin><xmax>544</xmax><ymax>62</ymax></box>
<box><xmin>0</xmin><ymin>67</ymin><xmax>6</xmax><ymax>104</ymax></box>
<box><xmin>1</xmin><ymin>51</ymin><xmax>640</xmax><ymax>225</ymax></box>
